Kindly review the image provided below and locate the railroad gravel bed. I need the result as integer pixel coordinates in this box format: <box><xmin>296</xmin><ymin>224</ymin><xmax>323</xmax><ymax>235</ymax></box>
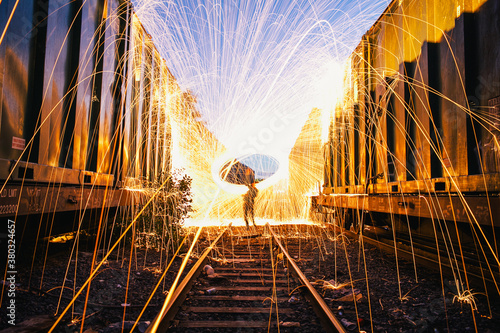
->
<box><xmin>0</xmin><ymin>243</ymin><xmax>190</xmax><ymax>332</ymax></box>
<box><xmin>2</xmin><ymin>225</ymin><xmax>500</xmax><ymax>332</ymax></box>
<box><xmin>301</xmin><ymin>230</ymin><xmax>500</xmax><ymax>333</ymax></box>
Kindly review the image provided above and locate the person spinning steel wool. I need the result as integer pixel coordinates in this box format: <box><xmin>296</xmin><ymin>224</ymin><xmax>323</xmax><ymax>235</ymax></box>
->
<box><xmin>243</xmin><ymin>182</ymin><xmax>258</xmax><ymax>229</ymax></box>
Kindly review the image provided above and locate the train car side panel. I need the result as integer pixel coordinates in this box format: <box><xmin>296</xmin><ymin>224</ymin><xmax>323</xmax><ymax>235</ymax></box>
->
<box><xmin>73</xmin><ymin>0</ymin><xmax>101</xmax><ymax>173</ymax></box>
<box><xmin>474</xmin><ymin>0</ymin><xmax>500</xmax><ymax>174</ymax></box>
<box><xmin>0</xmin><ymin>0</ymin><xmax>39</xmax><ymax>167</ymax></box>
<box><xmin>39</xmin><ymin>0</ymin><xmax>76</xmax><ymax>170</ymax></box>
<box><xmin>96</xmin><ymin>0</ymin><xmax>120</xmax><ymax>179</ymax></box>
<box><xmin>0</xmin><ymin>2</ymin><xmax>177</xmax><ymax>216</ymax></box>
<box><xmin>315</xmin><ymin>0</ymin><xmax>500</xmax><ymax>231</ymax></box>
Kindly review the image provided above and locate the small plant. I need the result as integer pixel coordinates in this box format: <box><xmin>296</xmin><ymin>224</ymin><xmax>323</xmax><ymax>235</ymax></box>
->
<box><xmin>321</xmin><ymin>279</ymin><xmax>350</xmax><ymax>291</ymax></box>
<box><xmin>453</xmin><ymin>288</ymin><xmax>479</xmax><ymax>311</ymax></box>
<box><xmin>134</xmin><ymin>169</ymin><xmax>193</xmax><ymax>252</ymax></box>
<box><xmin>399</xmin><ymin>285</ymin><xmax>419</xmax><ymax>302</ymax></box>
<box><xmin>327</xmin><ymin>233</ymin><xmax>350</xmax><ymax>244</ymax></box>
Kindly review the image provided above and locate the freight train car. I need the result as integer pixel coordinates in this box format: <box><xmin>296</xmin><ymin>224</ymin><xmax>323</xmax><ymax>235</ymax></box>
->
<box><xmin>0</xmin><ymin>0</ymin><xmax>178</xmax><ymax>218</ymax></box>
<box><xmin>312</xmin><ymin>0</ymin><xmax>500</xmax><ymax>245</ymax></box>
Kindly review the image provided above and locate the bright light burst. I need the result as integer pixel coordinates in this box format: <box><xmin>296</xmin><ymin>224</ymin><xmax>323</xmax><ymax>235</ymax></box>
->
<box><xmin>183</xmin><ymin>217</ymin><xmax>315</xmax><ymax>228</ymax></box>
<box><xmin>132</xmin><ymin>0</ymin><xmax>390</xmax><ymax>224</ymax></box>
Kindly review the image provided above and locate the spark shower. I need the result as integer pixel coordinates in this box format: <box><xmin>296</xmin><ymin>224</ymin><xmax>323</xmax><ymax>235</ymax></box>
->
<box><xmin>132</xmin><ymin>0</ymin><xmax>391</xmax><ymax>224</ymax></box>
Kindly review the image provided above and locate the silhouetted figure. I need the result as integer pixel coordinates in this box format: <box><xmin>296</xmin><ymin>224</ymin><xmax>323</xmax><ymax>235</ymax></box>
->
<box><xmin>243</xmin><ymin>183</ymin><xmax>258</xmax><ymax>228</ymax></box>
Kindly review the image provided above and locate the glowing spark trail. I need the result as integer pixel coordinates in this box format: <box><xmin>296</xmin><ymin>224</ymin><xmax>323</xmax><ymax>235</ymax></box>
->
<box><xmin>132</xmin><ymin>0</ymin><xmax>391</xmax><ymax>224</ymax></box>
<box><xmin>12</xmin><ymin>1</ymin><xmax>500</xmax><ymax>331</ymax></box>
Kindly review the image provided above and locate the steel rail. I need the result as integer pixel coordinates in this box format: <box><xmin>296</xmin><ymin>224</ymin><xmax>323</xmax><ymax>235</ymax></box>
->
<box><xmin>328</xmin><ymin>224</ymin><xmax>500</xmax><ymax>287</ymax></box>
<box><xmin>146</xmin><ymin>225</ymin><xmax>231</xmax><ymax>333</ymax></box>
<box><xmin>266</xmin><ymin>223</ymin><xmax>347</xmax><ymax>333</ymax></box>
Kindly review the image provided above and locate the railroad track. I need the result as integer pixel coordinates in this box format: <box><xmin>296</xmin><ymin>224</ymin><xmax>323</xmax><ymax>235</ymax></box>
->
<box><xmin>334</xmin><ymin>224</ymin><xmax>500</xmax><ymax>289</ymax></box>
<box><xmin>146</xmin><ymin>224</ymin><xmax>346</xmax><ymax>332</ymax></box>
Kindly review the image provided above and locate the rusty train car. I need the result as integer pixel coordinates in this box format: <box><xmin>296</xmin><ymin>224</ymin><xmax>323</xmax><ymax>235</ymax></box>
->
<box><xmin>0</xmin><ymin>0</ymin><xmax>179</xmax><ymax>219</ymax></box>
<box><xmin>313</xmin><ymin>0</ymin><xmax>500</xmax><ymax>244</ymax></box>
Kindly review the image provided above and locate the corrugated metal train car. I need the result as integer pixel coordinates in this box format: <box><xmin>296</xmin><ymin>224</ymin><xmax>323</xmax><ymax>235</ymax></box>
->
<box><xmin>0</xmin><ymin>0</ymin><xmax>179</xmax><ymax>218</ymax></box>
<box><xmin>313</xmin><ymin>0</ymin><xmax>500</xmax><ymax>245</ymax></box>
